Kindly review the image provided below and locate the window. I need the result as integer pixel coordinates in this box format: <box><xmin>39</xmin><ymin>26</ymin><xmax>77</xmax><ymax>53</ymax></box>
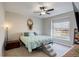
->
<box><xmin>52</xmin><ymin>21</ymin><xmax>70</xmax><ymax>40</ymax></box>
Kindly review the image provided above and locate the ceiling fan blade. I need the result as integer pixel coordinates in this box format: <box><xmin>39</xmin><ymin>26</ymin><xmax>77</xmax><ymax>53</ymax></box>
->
<box><xmin>33</xmin><ymin>11</ymin><xmax>41</xmax><ymax>13</ymax></box>
<box><xmin>47</xmin><ymin>8</ymin><xmax>54</xmax><ymax>12</ymax></box>
<box><xmin>46</xmin><ymin>13</ymin><xmax>50</xmax><ymax>14</ymax></box>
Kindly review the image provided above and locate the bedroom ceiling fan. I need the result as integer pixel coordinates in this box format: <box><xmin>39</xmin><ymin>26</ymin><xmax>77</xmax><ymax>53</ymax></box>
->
<box><xmin>33</xmin><ymin>6</ymin><xmax>54</xmax><ymax>15</ymax></box>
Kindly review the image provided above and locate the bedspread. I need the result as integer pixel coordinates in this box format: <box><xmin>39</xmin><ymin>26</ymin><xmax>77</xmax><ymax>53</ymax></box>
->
<box><xmin>20</xmin><ymin>35</ymin><xmax>53</xmax><ymax>52</ymax></box>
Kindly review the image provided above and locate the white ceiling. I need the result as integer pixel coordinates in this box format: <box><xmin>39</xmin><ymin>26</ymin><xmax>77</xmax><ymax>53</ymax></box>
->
<box><xmin>3</xmin><ymin>2</ymin><xmax>79</xmax><ymax>18</ymax></box>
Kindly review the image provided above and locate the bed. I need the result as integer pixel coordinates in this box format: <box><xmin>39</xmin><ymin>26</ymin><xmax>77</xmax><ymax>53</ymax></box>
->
<box><xmin>20</xmin><ymin>32</ymin><xmax>53</xmax><ymax>53</ymax></box>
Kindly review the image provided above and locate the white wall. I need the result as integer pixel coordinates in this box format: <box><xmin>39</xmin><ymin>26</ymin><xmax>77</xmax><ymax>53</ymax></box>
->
<box><xmin>5</xmin><ymin>12</ymin><xmax>43</xmax><ymax>41</ymax></box>
<box><xmin>0</xmin><ymin>3</ymin><xmax>5</xmax><ymax>56</ymax></box>
<box><xmin>42</xmin><ymin>11</ymin><xmax>76</xmax><ymax>46</ymax></box>
<box><xmin>42</xmin><ymin>18</ymin><xmax>51</xmax><ymax>36</ymax></box>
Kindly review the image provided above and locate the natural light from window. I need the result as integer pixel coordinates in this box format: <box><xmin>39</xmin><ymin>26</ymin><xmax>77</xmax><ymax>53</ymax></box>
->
<box><xmin>52</xmin><ymin>21</ymin><xmax>70</xmax><ymax>41</ymax></box>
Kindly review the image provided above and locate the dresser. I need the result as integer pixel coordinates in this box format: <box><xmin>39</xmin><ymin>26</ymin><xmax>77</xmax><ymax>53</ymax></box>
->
<box><xmin>5</xmin><ymin>40</ymin><xmax>20</xmax><ymax>50</ymax></box>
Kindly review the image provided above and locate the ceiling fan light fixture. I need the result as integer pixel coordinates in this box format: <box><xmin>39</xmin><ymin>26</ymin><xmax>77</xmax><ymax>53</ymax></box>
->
<box><xmin>41</xmin><ymin>11</ymin><xmax>46</xmax><ymax>15</ymax></box>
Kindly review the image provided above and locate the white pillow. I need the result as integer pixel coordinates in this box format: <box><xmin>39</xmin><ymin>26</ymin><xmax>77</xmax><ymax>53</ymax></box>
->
<box><xmin>29</xmin><ymin>32</ymin><xmax>35</xmax><ymax>36</ymax></box>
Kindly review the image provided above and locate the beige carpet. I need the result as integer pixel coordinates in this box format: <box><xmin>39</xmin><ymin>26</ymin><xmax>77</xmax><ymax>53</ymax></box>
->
<box><xmin>4</xmin><ymin>46</ymin><xmax>49</xmax><ymax>57</ymax></box>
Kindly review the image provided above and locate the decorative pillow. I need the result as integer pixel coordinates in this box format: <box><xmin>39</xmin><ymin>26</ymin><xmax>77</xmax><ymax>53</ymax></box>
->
<box><xmin>29</xmin><ymin>32</ymin><xmax>35</xmax><ymax>36</ymax></box>
<box><xmin>24</xmin><ymin>32</ymin><xmax>36</xmax><ymax>36</ymax></box>
<box><xmin>23</xmin><ymin>32</ymin><xmax>38</xmax><ymax>36</ymax></box>
<box><xmin>34</xmin><ymin>32</ymin><xmax>38</xmax><ymax>35</ymax></box>
<box><xmin>24</xmin><ymin>32</ymin><xmax>29</xmax><ymax>36</ymax></box>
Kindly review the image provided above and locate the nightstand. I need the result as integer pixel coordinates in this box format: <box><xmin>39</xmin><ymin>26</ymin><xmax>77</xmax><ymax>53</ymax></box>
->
<box><xmin>5</xmin><ymin>40</ymin><xmax>20</xmax><ymax>50</ymax></box>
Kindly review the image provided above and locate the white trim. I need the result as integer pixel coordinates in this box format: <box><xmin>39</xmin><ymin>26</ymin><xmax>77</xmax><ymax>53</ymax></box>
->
<box><xmin>51</xmin><ymin>19</ymin><xmax>53</xmax><ymax>38</ymax></box>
